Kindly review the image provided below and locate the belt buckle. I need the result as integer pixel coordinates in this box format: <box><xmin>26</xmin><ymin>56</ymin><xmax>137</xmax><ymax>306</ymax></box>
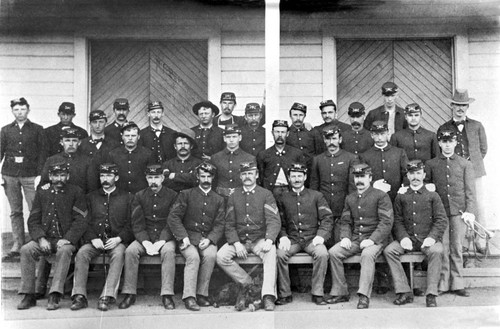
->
<box><xmin>14</xmin><ymin>156</ymin><xmax>24</xmax><ymax>163</ymax></box>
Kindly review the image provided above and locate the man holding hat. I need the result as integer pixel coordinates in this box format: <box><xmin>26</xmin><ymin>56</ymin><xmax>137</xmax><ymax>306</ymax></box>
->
<box><xmin>240</xmin><ymin>102</ymin><xmax>266</xmax><ymax>157</ymax></box>
<box><xmin>17</xmin><ymin>162</ymin><xmax>88</xmax><ymax>310</ymax></box>
<box><xmin>167</xmin><ymin>162</ymin><xmax>225</xmax><ymax>311</ymax></box>
<box><xmin>314</xmin><ymin>99</ymin><xmax>350</xmax><ymax>134</ymax></box>
<box><xmin>390</xmin><ymin>103</ymin><xmax>439</xmax><ymax>163</ymax></box>
<box><xmin>216</xmin><ymin>161</ymin><xmax>281</xmax><ymax>311</ymax></box>
<box><xmin>211</xmin><ymin>124</ymin><xmax>255</xmax><ymax>198</ymax></box>
<box><xmin>139</xmin><ymin>101</ymin><xmax>178</xmax><ymax>164</ymax></box>
<box><xmin>327</xmin><ymin>163</ymin><xmax>393</xmax><ymax>309</ymax></box>
<box><xmin>276</xmin><ymin>163</ymin><xmax>334</xmax><ymax>306</ymax></box>
<box><xmin>44</xmin><ymin>102</ymin><xmax>88</xmax><ymax>157</ymax></box>
<box><xmin>70</xmin><ymin>163</ymin><xmax>134</xmax><ymax>311</ymax></box>
<box><xmin>190</xmin><ymin>101</ymin><xmax>224</xmax><ymax>161</ymax></box>
<box><xmin>425</xmin><ymin>129</ymin><xmax>476</xmax><ymax>297</ymax></box>
<box><xmin>341</xmin><ymin>102</ymin><xmax>374</xmax><ymax>155</ymax></box>
<box><xmin>104</xmin><ymin>98</ymin><xmax>130</xmax><ymax>146</ymax></box>
<box><xmin>119</xmin><ymin>164</ymin><xmax>178</xmax><ymax>310</ymax></box>
<box><xmin>162</xmin><ymin>128</ymin><xmax>202</xmax><ymax>192</ymax></box>
<box><xmin>256</xmin><ymin>120</ymin><xmax>306</xmax><ymax>202</ymax></box>
<box><xmin>287</xmin><ymin>102</ymin><xmax>324</xmax><ymax>159</ymax></box>
<box><xmin>214</xmin><ymin>92</ymin><xmax>245</xmax><ymax>129</ymax></box>
<box><xmin>364</xmin><ymin>82</ymin><xmax>407</xmax><ymax>136</ymax></box>
<box><xmin>310</xmin><ymin>125</ymin><xmax>358</xmax><ymax>244</ymax></box>
<box><xmin>80</xmin><ymin>110</ymin><xmax>120</xmax><ymax>163</ymax></box>
<box><xmin>384</xmin><ymin>160</ymin><xmax>447</xmax><ymax>308</ymax></box>
<box><xmin>1</xmin><ymin>97</ymin><xmax>47</xmax><ymax>260</ymax></box>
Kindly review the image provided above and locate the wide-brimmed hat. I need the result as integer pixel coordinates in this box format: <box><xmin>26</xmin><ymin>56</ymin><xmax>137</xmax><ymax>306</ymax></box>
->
<box><xmin>192</xmin><ymin>101</ymin><xmax>220</xmax><ymax>116</ymax></box>
<box><xmin>449</xmin><ymin>89</ymin><xmax>475</xmax><ymax>105</ymax></box>
<box><xmin>174</xmin><ymin>128</ymin><xmax>197</xmax><ymax>148</ymax></box>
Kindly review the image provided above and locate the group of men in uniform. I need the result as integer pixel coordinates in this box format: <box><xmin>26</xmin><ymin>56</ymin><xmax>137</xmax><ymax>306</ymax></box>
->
<box><xmin>0</xmin><ymin>81</ymin><xmax>486</xmax><ymax>312</ymax></box>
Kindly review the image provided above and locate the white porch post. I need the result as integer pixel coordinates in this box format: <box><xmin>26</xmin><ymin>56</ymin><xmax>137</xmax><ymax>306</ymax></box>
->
<box><xmin>265</xmin><ymin>0</ymin><xmax>280</xmax><ymax>147</ymax></box>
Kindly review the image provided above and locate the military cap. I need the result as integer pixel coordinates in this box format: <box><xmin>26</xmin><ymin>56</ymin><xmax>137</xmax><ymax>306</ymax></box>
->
<box><xmin>113</xmin><ymin>98</ymin><xmax>129</xmax><ymax>110</ymax></box>
<box><xmin>174</xmin><ymin>128</ymin><xmax>197</xmax><ymax>148</ymax></box>
<box><xmin>148</xmin><ymin>101</ymin><xmax>164</xmax><ymax>112</ymax></box>
<box><xmin>322</xmin><ymin>125</ymin><xmax>341</xmax><ymax>138</ymax></box>
<box><xmin>223</xmin><ymin>124</ymin><xmax>241</xmax><ymax>135</ymax></box>
<box><xmin>381</xmin><ymin>82</ymin><xmax>398</xmax><ymax>96</ymax></box>
<box><xmin>352</xmin><ymin>163</ymin><xmax>372</xmax><ymax>176</ymax></box>
<box><xmin>220</xmin><ymin>92</ymin><xmax>236</xmax><ymax>103</ymax></box>
<box><xmin>290</xmin><ymin>102</ymin><xmax>307</xmax><ymax>113</ymax></box>
<box><xmin>192</xmin><ymin>101</ymin><xmax>220</xmax><ymax>116</ymax></box>
<box><xmin>407</xmin><ymin>160</ymin><xmax>425</xmax><ymax>172</ymax></box>
<box><xmin>58</xmin><ymin>102</ymin><xmax>75</xmax><ymax>114</ymax></box>
<box><xmin>145</xmin><ymin>164</ymin><xmax>163</xmax><ymax>176</ymax></box>
<box><xmin>240</xmin><ymin>161</ymin><xmax>257</xmax><ymax>172</ymax></box>
<box><xmin>437</xmin><ymin>129</ymin><xmax>457</xmax><ymax>141</ymax></box>
<box><xmin>348</xmin><ymin>102</ymin><xmax>365</xmax><ymax>117</ymax></box>
<box><xmin>370</xmin><ymin>120</ymin><xmax>389</xmax><ymax>132</ymax></box>
<box><xmin>449</xmin><ymin>89</ymin><xmax>475</xmax><ymax>105</ymax></box>
<box><xmin>48</xmin><ymin>162</ymin><xmax>69</xmax><ymax>174</ymax></box>
<box><xmin>288</xmin><ymin>162</ymin><xmax>308</xmax><ymax>174</ymax></box>
<box><xmin>99</xmin><ymin>163</ymin><xmax>119</xmax><ymax>174</ymax></box>
<box><xmin>10</xmin><ymin>97</ymin><xmax>29</xmax><ymax>108</ymax></box>
<box><xmin>405</xmin><ymin>103</ymin><xmax>422</xmax><ymax>114</ymax></box>
<box><xmin>61</xmin><ymin>128</ymin><xmax>81</xmax><ymax>139</ymax></box>
<box><xmin>245</xmin><ymin>103</ymin><xmax>261</xmax><ymax>114</ymax></box>
<box><xmin>89</xmin><ymin>110</ymin><xmax>107</xmax><ymax>122</ymax></box>
<box><xmin>272</xmin><ymin>120</ymin><xmax>289</xmax><ymax>129</ymax></box>
<box><xmin>319</xmin><ymin>99</ymin><xmax>337</xmax><ymax>111</ymax></box>
<box><xmin>196</xmin><ymin>161</ymin><xmax>217</xmax><ymax>176</ymax></box>
<box><xmin>120</xmin><ymin>121</ymin><xmax>140</xmax><ymax>134</ymax></box>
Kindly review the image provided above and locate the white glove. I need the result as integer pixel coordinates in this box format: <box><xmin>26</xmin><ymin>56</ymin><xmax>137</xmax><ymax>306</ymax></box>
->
<box><xmin>373</xmin><ymin>179</ymin><xmax>391</xmax><ymax>193</ymax></box>
<box><xmin>398</xmin><ymin>185</ymin><xmax>409</xmax><ymax>194</ymax></box>
<box><xmin>179</xmin><ymin>237</ymin><xmax>191</xmax><ymax>250</ymax></box>
<box><xmin>461</xmin><ymin>212</ymin><xmax>476</xmax><ymax>227</ymax></box>
<box><xmin>425</xmin><ymin>183</ymin><xmax>436</xmax><ymax>192</ymax></box>
<box><xmin>153</xmin><ymin>240</ymin><xmax>166</xmax><ymax>252</ymax></box>
<box><xmin>360</xmin><ymin>239</ymin><xmax>374</xmax><ymax>249</ymax></box>
<box><xmin>142</xmin><ymin>241</ymin><xmax>157</xmax><ymax>256</ymax></box>
<box><xmin>41</xmin><ymin>183</ymin><xmax>50</xmax><ymax>190</ymax></box>
<box><xmin>312</xmin><ymin>236</ymin><xmax>324</xmax><ymax>246</ymax></box>
<box><xmin>400</xmin><ymin>237</ymin><xmax>413</xmax><ymax>251</ymax></box>
<box><xmin>34</xmin><ymin>176</ymin><xmax>41</xmax><ymax>189</ymax></box>
<box><xmin>421</xmin><ymin>237</ymin><xmax>436</xmax><ymax>248</ymax></box>
<box><xmin>279</xmin><ymin>236</ymin><xmax>291</xmax><ymax>251</ymax></box>
<box><xmin>262</xmin><ymin>239</ymin><xmax>273</xmax><ymax>252</ymax></box>
<box><xmin>340</xmin><ymin>237</ymin><xmax>351</xmax><ymax>250</ymax></box>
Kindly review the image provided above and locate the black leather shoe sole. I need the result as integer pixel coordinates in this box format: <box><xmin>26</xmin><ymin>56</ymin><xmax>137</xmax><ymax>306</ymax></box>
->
<box><xmin>275</xmin><ymin>296</ymin><xmax>293</xmax><ymax>305</ymax></box>
<box><xmin>326</xmin><ymin>295</ymin><xmax>350</xmax><ymax>304</ymax></box>
<box><xmin>118</xmin><ymin>295</ymin><xmax>136</xmax><ymax>309</ymax></box>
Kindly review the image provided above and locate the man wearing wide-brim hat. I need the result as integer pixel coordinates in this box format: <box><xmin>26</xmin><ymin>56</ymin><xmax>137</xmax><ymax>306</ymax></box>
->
<box><xmin>190</xmin><ymin>101</ymin><xmax>224</xmax><ymax>161</ymax></box>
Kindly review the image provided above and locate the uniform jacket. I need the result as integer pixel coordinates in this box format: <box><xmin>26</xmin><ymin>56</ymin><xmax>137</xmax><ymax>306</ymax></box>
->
<box><xmin>190</xmin><ymin>125</ymin><xmax>224</xmax><ymax>159</ymax></box>
<box><xmin>162</xmin><ymin>155</ymin><xmax>203</xmax><ymax>192</ymax></box>
<box><xmin>44</xmin><ymin>122</ymin><xmax>88</xmax><ymax>157</ymax></box>
<box><xmin>390</xmin><ymin>127</ymin><xmax>439</xmax><ymax>162</ymax></box>
<box><xmin>286</xmin><ymin>125</ymin><xmax>324</xmax><ymax>158</ymax></box>
<box><xmin>79</xmin><ymin>136</ymin><xmax>120</xmax><ymax>164</ymax></box>
<box><xmin>213</xmin><ymin>115</ymin><xmax>245</xmax><ymax>129</ymax></box>
<box><xmin>363</xmin><ymin>105</ymin><xmax>407</xmax><ymax>132</ymax></box>
<box><xmin>211</xmin><ymin>148</ymin><xmax>255</xmax><ymax>189</ymax></box>
<box><xmin>104</xmin><ymin>121</ymin><xmax>125</xmax><ymax>146</ymax></box>
<box><xmin>340</xmin><ymin>128</ymin><xmax>374</xmax><ymax>155</ymax></box>
<box><xmin>314</xmin><ymin>121</ymin><xmax>351</xmax><ymax>154</ymax></box>
<box><xmin>256</xmin><ymin>144</ymin><xmax>306</xmax><ymax>189</ymax></box>
<box><xmin>139</xmin><ymin>125</ymin><xmax>177</xmax><ymax>164</ymax></box>
<box><xmin>240</xmin><ymin>125</ymin><xmax>266</xmax><ymax>157</ymax></box>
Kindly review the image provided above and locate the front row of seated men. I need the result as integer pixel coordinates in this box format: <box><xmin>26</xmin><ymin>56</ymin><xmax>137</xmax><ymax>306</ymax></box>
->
<box><xmin>17</xmin><ymin>128</ymin><xmax>470</xmax><ymax>312</ymax></box>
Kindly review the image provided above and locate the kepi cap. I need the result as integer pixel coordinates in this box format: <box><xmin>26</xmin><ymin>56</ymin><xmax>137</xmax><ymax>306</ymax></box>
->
<box><xmin>61</xmin><ymin>128</ymin><xmax>81</xmax><ymax>139</ymax></box>
<box><xmin>113</xmin><ymin>98</ymin><xmax>129</xmax><ymax>110</ymax></box>
<box><xmin>148</xmin><ymin>101</ymin><xmax>164</xmax><ymax>112</ymax></box>
<box><xmin>407</xmin><ymin>160</ymin><xmax>425</xmax><ymax>172</ymax></box>
<box><xmin>319</xmin><ymin>99</ymin><xmax>337</xmax><ymax>111</ymax></box>
<box><xmin>290</xmin><ymin>102</ymin><xmax>307</xmax><ymax>113</ymax></box>
<box><xmin>48</xmin><ymin>162</ymin><xmax>69</xmax><ymax>174</ymax></box>
<box><xmin>58</xmin><ymin>102</ymin><xmax>75</xmax><ymax>114</ymax></box>
<box><xmin>240</xmin><ymin>161</ymin><xmax>257</xmax><ymax>172</ymax></box>
<box><xmin>348</xmin><ymin>102</ymin><xmax>365</xmax><ymax>117</ymax></box>
<box><xmin>437</xmin><ymin>129</ymin><xmax>457</xmax><ymax>141</ymax></box>
<box><xmin>370</xmin><ymin>120</ymin><xmax>388</xmax><ymax>132</ymax></box>
<box><xmin>352</xmin><ymin>163</ymin><xmax>372</xmax><ymax>176</ymax></box>
<box><xmin>99</xmin><ymin>163</ymin><xmax>119</xmax><ymax>174</ymax></box>
<box><xmin>322</xmin><ymin>125</ymin><xmax>341</xmax><ymax>137</ymax></box>
<box><xmin>288</xmin><ymin>162</ymin><xmax>308</xmax><ymax>174</ymax></box>
<box><xmin>381</xmin><ymin>82</ymin><xmax>398</xmax><ymax>96</ymax></box>
<box><xmin>223</xmin><ymin>124</ymin><xmax>241</xmax><ymax>135</ymax></box>
<box><xmin>145</xmin><ymin>164</ymin><xmax>163</xmax><ymax>176</ymax></box>
<box><xmin>120</xmin><ymin>121</ymin><xmax>139</xmax><ymax>134</ymax></box>
<box><xmin>89</xmin><ymin>110</ymin><xmax>107</xmax><ymax>122</ymax></box>
<box><xmin>405</xmin><ymin>103</ymin><xmax>422</xmax><ymax>114</ymax></box>
<box><xmin>245</xmin><ymin>103</ymin><xmax>261</xmax><ymax>114</ymax></box>
<box><xmin>196</xmin><ymin>161</ymin><xmax>217</xmax><ymax>176</ymax></box>
<box><xmin>220</xmin><ymin>92</ymin><xmax>236</xmax><ymax>103</ymax></box>
<box><xmin>272</xmin><ymin>120</ymin><xmax>289</xmax><ymax>129</ymax></box>
<box><xmin>10</xmin><ymin>97</ymin><xmax>29</xmax><ymax>108</ymax></box>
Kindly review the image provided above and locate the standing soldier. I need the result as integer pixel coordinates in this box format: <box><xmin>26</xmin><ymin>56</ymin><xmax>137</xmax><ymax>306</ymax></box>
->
<box><xmin>44</xmin><ymin>102</ymin><xmax>88</xmax><ymax>157</ymax></box>
<box><xmin>240</xmin><ymin>103</ymin><xmax>266</xmax><ymax>157</ymax></box>
<box><xmin>119</xmin><ymin>165</ymin><xmax>178</xmax><ymax>310</ymax></box>
<box><xmin>70</xmin><ymin>163</ymin><xmax>133</xmax><ymax>311</ymax></box>
<box><xmin>79</xmin><ymin>110</ymin><xmax>120</xmax><ymax>164</ymax></box>
<box><xmin>314</xmin><ymin>99</ymin><xmax>350</xmax><ymax>133</ymax></box>
<box><xmin>17</xmin><ymin>162</ymin><xmax>87</xmax><ymax>310</ymax></box>
<box><xmin>1</xmin><ymin>97</ymin><xmax>46</xmax><ymax>260</ymax></box>
<box><xmin>327</xmin><ymin>164</ymin><xmax>393</xmax><ymax>309</ymax></box>
<box><xmin>390</xmin><ymin>103</ymin><xmax>439</xmax><ymax>162</ymax></box>
<box><xmin>276</xmin><ymin>163</ymin><xmax>334</xmax><ymax>306</ymax></box>
<box><xmin>286</xmin><ymin>102</ymin><xmax>324</xmax><ymax>158</ymax></box>
<box><xmin>341</xmin><ymin>102</ymin><xmax>373</xmax><ymax>155</ymax></box>
<box><xmin>191</xmin><ymin>101</ymin><xmax>224</xmax><ymax>161</ymax></box>
<box><xmin>104</xmin><ymin>98</ymin><xmax>130</xmax><ymax>146</ymax></box>
<box><xmin>216</xmin><ymin>162</ymin><xmax>281</xmax><ymax>311</ymax></box>
<box><xmin>214</xmin><ymin>92</ymin><xmax>245</xmax><ymax>129</ymax></box>
<box><xmin>167</xmin><ymin>162</ymin><xmax>225</xmax><ymax>311</ymax></box>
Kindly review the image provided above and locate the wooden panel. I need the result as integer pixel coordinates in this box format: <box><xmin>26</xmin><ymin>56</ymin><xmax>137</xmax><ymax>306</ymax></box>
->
<box><xmin>0</xmin><ymin>43</ymin><xmax>73</xmax><ymax>56</ymax></box>
<box><xmin>0</xmin><ymin>69</ymin><xmax>74</xmax><ymax>82</ymax></box>
<box><xmin>0</xmin><ymin>56</ymin><xmax>74</xmax><ymax>69</ymax></box>
<box><xmin>0</xmin><ymin>82</ymin><xmax>73</xmax><ymax>96</ymax></box>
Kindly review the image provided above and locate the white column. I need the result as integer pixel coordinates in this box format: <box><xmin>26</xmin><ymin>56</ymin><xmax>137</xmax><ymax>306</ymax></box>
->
<box><xmin>74</xmin><ymin>37</ymin><xmax>89</xmax><ymax>130</ymax></box>
<box><xmin>265</xmin><ymin>0</ymin><xmax>280</xmax><ymax>147</ymax></box>
<box><xmin>208</xmin><ymin>31</ymin><xmax>222</xmax><ymax>103</ymax></box>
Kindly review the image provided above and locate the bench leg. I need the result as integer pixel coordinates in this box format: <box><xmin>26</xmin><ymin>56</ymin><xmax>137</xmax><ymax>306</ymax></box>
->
<box><xmin>409</xmin><ymin>262</ymin><xmax>414</xmax><ymax>290</ymax></box>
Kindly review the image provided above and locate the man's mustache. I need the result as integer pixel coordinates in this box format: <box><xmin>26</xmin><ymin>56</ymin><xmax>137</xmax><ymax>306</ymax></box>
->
<box><xmin>201</xmin><ymin>182</ymin><xmax>211</xmax><ymax>188</ymax></box>
<box><xmin>351</xmin><ymin>122</ymin><xmax>361</xmax><ymax>127</ymax></box>
<box><xmin>102</xmin><ymin>181</ymin><xmax>111</xmax><ymax>187</ymax></box>
<box><xmin>117</xmin><ymin>114</ymin><xmax>126</xmax><ymax>120</ymax></box>
<box><xmin>355</xmin><ymin>182</ymin><xmax>364</xmax><ymax>186</ymax></box>
<box><xmin>150</xmin><ymin>183</ymin><xmax>159</xmax><ymax>188</ymax></box>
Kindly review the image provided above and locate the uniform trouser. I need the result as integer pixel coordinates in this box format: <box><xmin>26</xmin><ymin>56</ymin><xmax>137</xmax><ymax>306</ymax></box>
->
<box><xmin>440</xmin><ymin>215</ymin><xmax>466</xmax><ymax>291</ymax></box>
<box><xmin>2</xmin><ymin>175</ymin><xmax>36</xmax><ymax>251</ymax></box>
<box><xmin>328</xmin><ymin>242</ymin><xmax>383</xmax><ymax>298</ymax></box>
<box><xmin>71</xmin><ymin>243</ymin><xmax>126</xmax><ymax>300</ymax></box>
<box><xmin>384</xmin><ymin>241</ymin><xmax>443</xmax><ymax>296</ymax></box>
<box><xmin>216</xmin><ymin>239</ymin><xmax>277</xmax><ymax>298</ymax></box>
<box><xmin>179</xmin><ymin>244</ymin><xmax>217</xmax><ymax>300</ymax></box>
<box><xmin>121</xmin><ymin>240</ymin><xmax>176</xmax><ymax>296</ymax></box>
<box><xmin>277</xmin><ymin>242</ymin><xmax>328</xmax><ymax>297</ymax></box>
<box><xmin>19</xmin><ymin>240</ymin><xmax>76</xmax><ymax>295</ymax></box>
<box><xmin>463</xmin><ymin>176</ymin><xmax>486</xmax><ymax>248</ymax></box>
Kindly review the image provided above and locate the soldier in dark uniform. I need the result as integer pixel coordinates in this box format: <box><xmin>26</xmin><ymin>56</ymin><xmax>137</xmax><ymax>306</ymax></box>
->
<box><xmin>310</xmin><ymin>125</ymin><xmax>358</xmax><ymax>244</ymax></box>
<box><xmin>384</xmin><ymin>160</ymin><xmax>447</xmax><ymax>308</ymax></box>
<box><xmin>216</xmin><ymin>162</ymin><xmax>281</xmax><ymax>311</ymax></box>
<box><xmin>256</xmin><ymin>120</ymin><xmax>306</xmax><ymax>202</ymax></box>
<box><xmin>327</xmin><ymin>164</ymin><xmax>393</xmax><ymax>309</ymax></box>
<box><xmin>276</xmin><ymin>163</ymin><xmax>334</xmax><ymax>306</ymax></box>
<box><xmin>104</xmin><ymin>98</ymin><xmax>130</xmax><ymax>146</ymax></box>
<box><xmin>17</xmin><ymin>162</ymin><xmax>88</xmax><ymax>310</ymax></box>
<box><xmin>79</xmin><ymin>110</ymin><xmax>120</xmax><ymax>165</ymax></box>
<box><xmin>191</xmin><ymin>101</ymin><xmax>224</xmax><ymax>161</ymax></box>
<box><xmin>162</xmin><ymin>129</ymin><xmax>202</xmax><ymax>192</ymax></box>
<box><xmin>314</xmin><ymin>99</ymin><xmax>350</xmax><ymax>135</ymax></box>
<box><xmin>119</xmin><ymin>165</ymin><xmax>178</xmax><ymax>310</ymax></box>
<box><xmin>213</xmin><ymin>92</ymin><xmax>245</xmax><ymax>129</ymax></box>
<box><xmin>139</xmin><ymin>101</ymin><xmax>177</xmax><ymax>164</ymax></box>
<box><xmin>364</xmin><ymin>82</ymin><xmax>407</xmax><ymax>136</ymax></box>
<box><xmin>240</xmin><ymin>103</ymin><xmax>266</xmax><ymax>157</ymax></box>
<box><xmin>390</xmin><ymin>103</ymin><xmax>439</xmax><ymax>162</ymax></box>
<box><xmin>70</xmin><ymin>163</ymin><xmax>133</xmax><ymax>311</ymax></box>
<box><xmin>341</xmin><ymin>102</ymin><xmax>374</xmax><ymax>155</ymax></box>
<box><xmin>286</xmin><ymin>102</ymin><xmax>324</xmax><ymax>158</ymax></box>
<box><xmin>44</xmin><ymin>102</ymin><xmax>88</xmax><ymax>157</ymax></box>
<box><xmin>167</xmin><ymin>162</ymin><xmax>225</xmax><ymax>311</ymax></box>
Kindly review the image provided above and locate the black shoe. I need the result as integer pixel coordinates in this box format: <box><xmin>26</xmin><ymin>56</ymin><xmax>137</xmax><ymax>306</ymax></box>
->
<box><xmin>263</xmin><ymin>295</ymin><xmax>275</xmax><ymax>311</ymax></box>
<box><xmin>375</xmin><ymin>287</ymin><xmax>389</xmax><ymax>295</ymax></box>
<box><xmin>452</xmin><ymin>289</ymin><xmax>470</xmax><ymax>297</ymax></box>
<box><xmin>196</xmin><ymin>295</ymin><xmax>211</xmax><ymax>307</ymax></box>
<box><xmin>162</xmin><ymin>295</ymin><xmax>175</xmax><ymax>310</ymax></box>
<box><xmin>184</xmin><ymin>297</ymin><xmax>200</xmax><ymax>311</ymax></box>
<box><xmin>426</xmin><ymin>294</ymin><xmax>437</xmax><ymax>307</ymax></box>
<box><xmin>312</xmin><ymin>295</ymin><xmax>327</xmax><ymax>305</ymax></box>
<box><xmin>275</xmin><ymin>295</ymin><xmax>293</xmax><ymax>305</ymax></box>
<box><xmin>357</xmin><ymin>294</ymin><xmax>369</xmax><ymax>309</ymax></box>
<box><xmin>70</xmin><ymin>294</ymin><xmax>88</xmax><ymax>311</ymax></box>
<box><xmin>98</xmin><ymin>296</ymin><xmax>113</xmax><ymax>311</ymax></box>
<box><xmin>118</xmin><ymin>294</ymin><xmax>136</xmax><ymax>309</ymax></box>
<box><xmin>393</xmin><ymin>292</ymin><xmax>414</xmax><ymax>306</ymax></box>
<box><xmin>325</xmin><ymin>295</ymin><xmax>350</xmax><ymax>304</ymax></box>
<box><xmin>17</xmin><ymin>294</ymin><xmax>36</xmax><ymax>310</ymax></box>
<box><xmin>2</xmin><ymin>251</ymin><xmax>20</xmax><ymax>262</ymax></box>
<box><xmin>47</xmin><ymin>292</ymin><xmax>61</xmax><ymax>311</ymax></box>
<box><xmin>413</xmin><ymin>288</ymin><xmax>425</xmax><ymax>297</ymax></box>
<box><xmin>35</xmin><ymin>288</ymin><xmax>47</xmax><ymax>300</ymax></box>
